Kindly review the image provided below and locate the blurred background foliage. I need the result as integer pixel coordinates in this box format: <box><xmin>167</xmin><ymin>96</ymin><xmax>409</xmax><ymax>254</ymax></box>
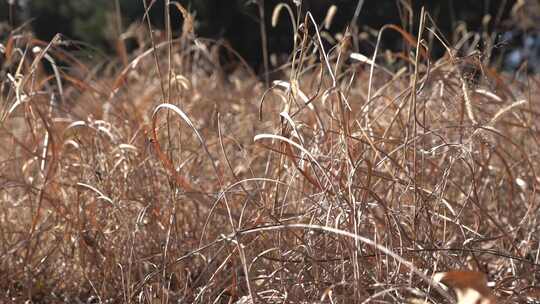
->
<box><xmin>1</xmin><ymin>0</ymin><xmax>539</xmax><ymax>72</ymax></box>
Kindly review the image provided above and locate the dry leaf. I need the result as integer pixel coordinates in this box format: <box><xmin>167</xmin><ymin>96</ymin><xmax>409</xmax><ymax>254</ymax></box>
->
<box><xmin>434</xmin><ymin>271</ymin><xmax>496</xmax><ymax>304</ymax></box>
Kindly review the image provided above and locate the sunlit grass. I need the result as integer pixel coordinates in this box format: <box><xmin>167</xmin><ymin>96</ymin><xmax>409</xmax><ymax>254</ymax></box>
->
<box><xmin>1</xmin><ymin>4</ymin><xmax>539</xmax><ymax>304</ymax></box>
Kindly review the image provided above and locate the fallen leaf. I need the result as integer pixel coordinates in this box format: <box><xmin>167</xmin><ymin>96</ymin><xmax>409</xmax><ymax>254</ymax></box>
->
<box><xmin>434</xmin><ymin>271</ymin><xmax>496</xmax><ymax>304</ymax></box>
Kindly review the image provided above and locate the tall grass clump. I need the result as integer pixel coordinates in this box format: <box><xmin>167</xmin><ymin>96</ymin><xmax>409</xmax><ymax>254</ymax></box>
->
<box><xmin>1</xmin><ymin>2</ymin><xmax>539</xmax><ymax>304</ymax></box>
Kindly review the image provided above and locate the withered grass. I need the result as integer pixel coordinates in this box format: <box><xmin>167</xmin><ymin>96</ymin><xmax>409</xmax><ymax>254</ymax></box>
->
<box><xmin>0</xmin><ymin>5</ymin><xmax>539</xmax><ymax>304</ymax></box>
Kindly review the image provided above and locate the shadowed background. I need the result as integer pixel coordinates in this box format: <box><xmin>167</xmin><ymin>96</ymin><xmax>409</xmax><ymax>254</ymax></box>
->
<box><xmin>1</xmin><ymin>0</ymin><xmax>539</xmax><ymax>73</ymax></box>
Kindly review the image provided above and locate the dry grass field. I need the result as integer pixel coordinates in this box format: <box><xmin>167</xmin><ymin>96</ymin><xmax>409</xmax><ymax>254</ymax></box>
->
<box><xmin>1</xmin><ymin>4</ymin><xmax>539</xmax><ymax>304</ymax></box>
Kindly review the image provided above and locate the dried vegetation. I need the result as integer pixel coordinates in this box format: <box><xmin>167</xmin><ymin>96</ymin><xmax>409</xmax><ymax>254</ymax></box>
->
<box><xmin>1</xmin><ymin>3</ymin><xmax>539</xmax><ymax>304</ymax></box>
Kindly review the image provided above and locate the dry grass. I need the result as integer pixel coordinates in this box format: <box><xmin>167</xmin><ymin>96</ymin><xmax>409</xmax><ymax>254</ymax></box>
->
<box><xmin>1</xmin><ymin>5</ymin><xmax>539</xmax><ymax>304</ymax></box>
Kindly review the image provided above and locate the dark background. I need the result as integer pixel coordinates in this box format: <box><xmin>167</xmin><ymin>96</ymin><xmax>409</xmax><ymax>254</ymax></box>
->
<box><xmin>1</xmin><ymin>0</ymin><xmax>539</xmax><ymax>72</ymax></box>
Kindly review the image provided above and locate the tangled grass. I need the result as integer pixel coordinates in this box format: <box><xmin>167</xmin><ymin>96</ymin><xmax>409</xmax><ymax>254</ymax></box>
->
<box><xmin>1</xmin><ymin>5</ymin><xmax>539</xmax><ymax>304</ymax></box>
